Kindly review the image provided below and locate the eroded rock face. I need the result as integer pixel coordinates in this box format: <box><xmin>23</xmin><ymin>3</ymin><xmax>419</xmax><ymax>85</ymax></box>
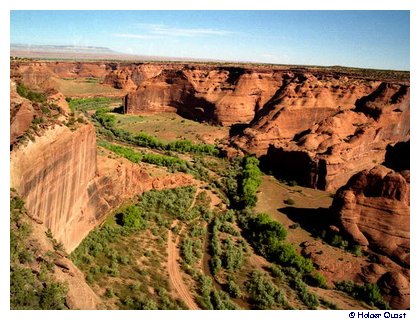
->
<box><xmin>10</xmin><ymin>121</ymin><xmax>196</xmax><ymax>252</ymax></box>
<box><xmin>122</xmin><ymin>66</ymin><xmax>389</xmax><ymax>127</ymax></box>
<box><xmin>13</xmin><ymin>61</ymin><xmax>407</xmax><ymax>189</ymax></box>
<box><xmin>330</xmin><ymin>164</ymin><xmax>410</xmax><ymax>309</ymax></box>
<box><xmin>331</xmin><ymin>165</ymin><xmax>410</xmax><ymax>267</ymax></box>
<box><xmin>122</xmin><ymin>66</ymin><xmax>283</xmax><ymax>125</ymax></box>
<box><xmin>10</xmin><ymin>124</ymin><xmax>98</xmax><ymax>251</ymax></box>
<box><xmin>11</xmin><ymin>61</ymin><xmax>110</xmax><ymax>89</ymax></box>
<box><xmin>10</xmin><ymin>81</ymin><xmax>36</xmax><ymax>145</ymax></box>
<box><xmin>107</xmin><ymin>63</ymin><xmax>409</xmax><ymax>192</ymax></box>
<box><xmin>103</xmin><ymin>63</ymin><xmax>163</xmax><ymax>91</ymax></box>
<box><xmin>378</xmin><ymin>271</ymin><xmax>410</xmax><ymax>310</ymax></box>
<box><xmin>254</xmin><ymin>82</ymin><xmax>409</xmax><ymax>191</ymax></box>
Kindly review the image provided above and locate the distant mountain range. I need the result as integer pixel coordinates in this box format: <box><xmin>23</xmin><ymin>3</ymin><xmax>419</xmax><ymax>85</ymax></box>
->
<box><xmin>10</xmin><ymin>43</ymin><xmax>219</xmax><ymax>62</ymax></box>
<box><xmin>12</xmin><ymin>44</ymin><xmax>118</xmax><ymax>54</ymax></box>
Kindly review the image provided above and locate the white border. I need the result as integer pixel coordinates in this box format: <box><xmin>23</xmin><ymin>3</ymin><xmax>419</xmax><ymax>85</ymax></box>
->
<box><xmin>2</xmin><ymin>1</ymin><xmax>418</xmax><ymax>320</ymax></box>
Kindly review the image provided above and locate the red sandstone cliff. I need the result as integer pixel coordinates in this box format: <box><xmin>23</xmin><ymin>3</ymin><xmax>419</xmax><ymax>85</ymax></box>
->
<box><xmin>10</xmin><ymin>122</ymin><xmax>195</xmax><ymax>251</ymax></box>
<box><xmin>330</xmin><ymin>165</ymin><xmax>410</xmax><ymax>309</ymax></box>
<box><xmin>11</xmin><ymin>61</ymin><xmax>409</xmax><ymax>194</ymax></box>
<box><xmin>331</xmin><ymin>165</ymin><xmax>410</xmax><ymax>267</ymax></box>
<box><xmin>121</xmin><ymin>66</ymin><xmax>386</xmax><ymax>126</ymax></box>
<box><xmin>10</xmin><ymin>77</ymin><xmax>196</xmax><ymax>251</ymax></box>
<box><xmin>109</xmin><ymin>63</ymin><xmax>409</xmax><ymax>192</ymax></box>
<box><xmin>10</xmin><ymin>123</ymin><xmax>98</xmax><ymax>251</ymax></box>
<box><xmin>253</xmin><ymin>82</ymin><xmax>409</xmax><ymax>191</ymax></box>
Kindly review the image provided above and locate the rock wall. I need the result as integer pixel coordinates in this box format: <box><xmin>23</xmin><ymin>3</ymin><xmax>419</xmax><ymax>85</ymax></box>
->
<box><xmin>10</xmin><ymin>124</ymin><xmax>98</xmax><ymax>251</ymax></box>
<box><xmin>11</xmin><ymin>61</ymin><xmax>409</xmax><ymax>193</ymax></box>
<box><xmin>331</xmin><ymin>165</ymin><xmax>410</xmax><ymax>267</ymax></box>
<box><xmin>257</xmin><ymin>82</ymin><xmax>409</xmax><ymax>191</ymax></box>
<box><xmin>10</xmin><ymin>122</ymin><xmax>196</xmax><ymax>252</ymax></box>
<box><xmin>122</xmin><ymin>66</ymin><xmax>385</xmax><ymax>126</ymax></box>
<box><xmin>10</xmin><ymin>81</ymin><xmax>36</xmax><ymax>145</ymax></box>
<box><xmin>330</xmin><ymin>165</ymin><xmax>410</xmax><ymax>309</ymax></box>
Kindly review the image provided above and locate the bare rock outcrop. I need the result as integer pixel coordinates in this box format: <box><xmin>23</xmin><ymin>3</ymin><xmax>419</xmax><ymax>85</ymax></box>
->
<box><xmin>10</xmin><ymin>120</ymin><xmax>196</xmax><ymax>252</ymax></box>
<box><xmin>123</xmin><ymin>66</ymin><xmax>384</xmax><ymax>127</ymax></box>
<box><xmin>11</xmin><ymin>61</ymin><xmax>110</xmax><ymax>88</ymax></box>
<box><xmin>331</xmin><ymin>165</ymin><xmax>410</xmax><ymax>267</ymax></box>
<box><xmin>377</xmin><ymin>271</ymin><xmax>410</xmax><ymax>309</ymax></box>
<box><xmin>10</xmin><ymin>123</ymin><xmax>98</xmax><ymax>251</ymax></box>
<box><xmin>11</xmin><ymin>60</ymin><xmax>410</xmax><ymax>193</ymax></box>
<box><xmin>255</xmin><ymin>81</ymin><xmax>409</xmax><ymax>191</ymax></box>
<box><xmin>108</xmin><ymin>63</ymin><xmax>409</xmax><ymax>192</ymax></box>
<box><xmin>329</xmin><ymin>164</ymin><xmax>410</xmax><ymax>309</ymax></box>
<box><xmin>25</xmin><ymin>213</ymin><xmax>101</xmax><ymax>309</ymax></box>
<box><xmin>103</xmin><ymin>63</ymin><xmax>163</xmax><ymax>91</ymax></box>
<box><xmin>10</xmin><ymin>81</ymin><xmax>36</xmax><ymax>145</ymax></box>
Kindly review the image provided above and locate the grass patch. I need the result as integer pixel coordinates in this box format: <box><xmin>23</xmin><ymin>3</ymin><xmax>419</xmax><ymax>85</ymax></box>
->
<box><xmin>68</xmin><ymin>97</ymin><xmax>121</xmax><ymax>112</ymax></box>
<box><xmin>93</xmin><ymin>109</ymin><xmax>220</xmax><ymax>156</ymax></box>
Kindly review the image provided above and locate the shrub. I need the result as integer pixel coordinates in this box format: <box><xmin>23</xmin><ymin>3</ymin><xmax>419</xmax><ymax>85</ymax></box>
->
<box><xmin>10</xmin><ymin>193</ymin><xmax>68</xmax><ymax>310</ymax></box>
<box><xmin>181</xmin><ymin>238</ymin><xmax>196</xmax><ymax>265</ymax></box>
<box><xmin>284</xmin><ymin>198</ymin><xmax>295</xmax><ymax>205</ymax></box>
<box><xmin>197</xmin><ymin>275</ymin><xmax>239</xmax><ymax>310</ymax></box>
<box><xmin>245</xmin><ymin>270</ymin><xmax>286</xmax><ymax>309</ymax></box>
<box><xmin>94</xmin><ymin>109</ymin><xmax>219</xmax><ymax>156</ymax></box>
<box><xmin>137</xmin><ymin>186</ymin><xmax>196</xmax><ymax>221</ymax></box>
<box><xmin>268</xmin><ymin>264</ymin><xmax>286</xmax><ymax>281</ymax></box>
<box><xmin>290</xmin><ymin>277</ymin><xmax>319</xmax><ymax>309</ymax></box>
<box><xmin>39</xmin><ymin>282</ymin><xmax>68</xmax><ymax>310</ymax></box>
<box><xmin>120</xmin><ymin>205</ymin><xmax>145</xmax><ymax>229</ymax></box>
<box><xmin>190</xmin><ymin>225</ymin><xmax>206</xmax><ymax>237</ymax></box>
<box><xmin>349</xmin><ymin>244</ymin><xmax>363</xmax><ymax>257</ymax></box>
<box><xmin>222</xmin><ymin>237</ymin><xmax>244</xmax><ymax>271</ymax></box>
<box><xmin>304</xmin><ymin>272</ymin><xmax>328</xmax><ymax>289</ymax></box>
<box><xmin>68</xmin><ymin>97</ymin><xmax>115</xmax><ymax>112</ymax></box>
<box><xmin>99</xmin><ymin>141</ymin><xmax>142</xmax><ymax>163</ymax></box>
<box><xmin>244</xmin><ymin>213</ymin><xmax>287</xmax><ymax>256</ymax></box>
<box><xmin>241</xmin><ymin>213</ymin><xmax>314</xmax><ymax>274</ymax></box>
<box><xmin>331</xmin><ymin>234</ymin><xmax>349</xmax><ymax>249</ymax></box>
<box><xmin>320</xmin><ymin>298</ymin><xmax>339</xmax><ymax>310</ymax></box>
<box><xmin>210</xmin><ymin>256</ymin><xmax>222</xmax><ymax>276</ymax></box>
<box><xmin>240</xmin><ymin>156</ymin><xmax>262</xmax><ymax>208</ymax></box>
<box><xmin>275</xmin><ymin>243</ymin><xmax>314</xmax><ymax>274</ymax></box>
<box><xmin>226</xmin><ymin>277</ymin><xmax>242</xmax><ymax>298</ymax></box>
<box><xmin>16</xmin><ymin>83</ymin><xmax>47</xmax><ymax>103</ymax></box>
<box><xmin>335</xmin><ymin>281</ymin><xmax>389</xmax><ymax>309</ymax></box>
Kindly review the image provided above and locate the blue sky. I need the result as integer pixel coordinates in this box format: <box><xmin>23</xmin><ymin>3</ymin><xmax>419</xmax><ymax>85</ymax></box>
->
<box><xmin>10</xmin><ymin>11</ymin><xmax>409</xmax><ymax>70</ymax></box>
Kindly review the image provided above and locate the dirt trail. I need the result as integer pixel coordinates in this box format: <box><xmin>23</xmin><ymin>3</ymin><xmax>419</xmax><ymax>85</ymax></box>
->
<box><xmin>167</xmin><ymin>221</ymin><xmax>200</xmax><ymax>310</ymax></box>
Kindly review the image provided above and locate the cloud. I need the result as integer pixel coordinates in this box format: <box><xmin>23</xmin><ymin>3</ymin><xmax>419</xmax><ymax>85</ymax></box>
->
<box><xmin>114</xmin><ymin>23</ymin><xmax>234</xmax><ymax>39</ymax></box>
<box><xmin>149</xmin><ymin>25</ymin><xmax>233</xmax><ymax>37</ymax></box>
<box><xmin>113</xmin><ymin>33</ymin><xmax>157</xmax><ymax>39</ymax></box>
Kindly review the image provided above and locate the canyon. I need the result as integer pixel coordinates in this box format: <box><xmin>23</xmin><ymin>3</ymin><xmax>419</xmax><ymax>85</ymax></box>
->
<box><xmin>10</xmin><ymin>77</ymin><xmax>196</xmax><ymax>252</ymax></box>
<box><xmin>10</xmin><ymin>60</ymin><xmax>410</xmax><ymax>310</ymax></box>
<box><xmin>11</xmin><ymin>61</ymin><xmax>409</xmax><ymax>192</ymax></box>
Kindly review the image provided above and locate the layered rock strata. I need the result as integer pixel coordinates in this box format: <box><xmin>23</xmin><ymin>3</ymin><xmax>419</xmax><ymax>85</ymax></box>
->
<box><xmin>11</xmin><ymin>61</ymin><xmax>410</xmax><ymax>193</ymax></box>
<box><xmin>254</xmin><ymin>83</ymin><xmax>409</xmax><ymax>191</ymax></box>
<box><xmin>331</xmin><ymin>165</ymin><xmax>409</xmax><ymax>267</ymax></box>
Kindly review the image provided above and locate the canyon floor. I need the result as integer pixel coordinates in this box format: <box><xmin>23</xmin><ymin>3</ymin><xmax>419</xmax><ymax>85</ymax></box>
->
<box><xmin>65</xmin><ymin>99</ymin><xmax>385</xmax><ymax>310</ymax></box>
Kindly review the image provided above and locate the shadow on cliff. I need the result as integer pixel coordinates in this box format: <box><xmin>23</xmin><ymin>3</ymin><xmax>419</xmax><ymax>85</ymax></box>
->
<box><xmin>259</xmin><ymin>148</ymin><xmax>327</xmax><ymax>190</ymax></box>
<box><xmin>278</xmin><ymin>206</ymin><xmax>334</xmax><ymax>236</ymax></box>
<box><xmin>229</xmin><ymin>123</ymin><xmax>249</xmax><ymax>137</ymax></box>
<box><xmin>171</xmin><ymin>96</ymin><xmax>218</xmax><ymax>124</ymax></box>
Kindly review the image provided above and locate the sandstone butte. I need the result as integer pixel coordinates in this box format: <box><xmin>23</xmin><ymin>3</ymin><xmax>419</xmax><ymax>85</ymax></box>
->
<box><xmin>10</xmin><ymin>61</ymin><xmax>409</xmax><ymax>309</ymax></box>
